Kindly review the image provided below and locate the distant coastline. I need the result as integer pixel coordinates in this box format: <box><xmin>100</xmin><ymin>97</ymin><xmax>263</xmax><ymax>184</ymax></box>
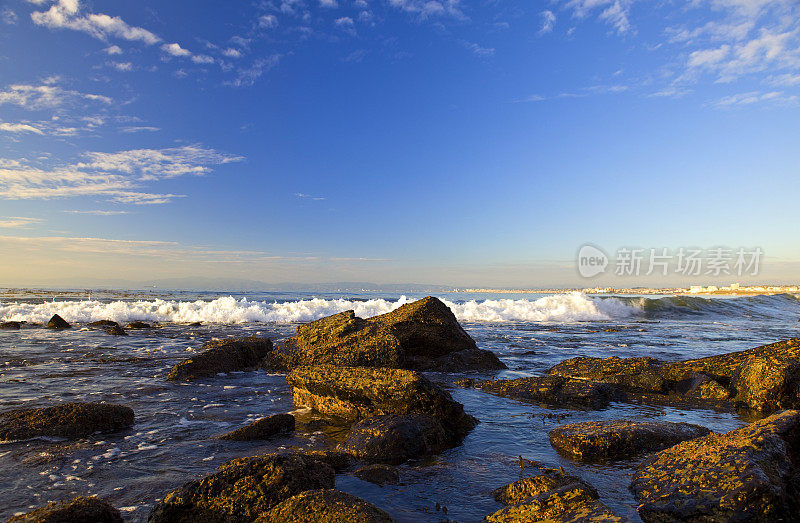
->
<box><xmin>462</xmin><ymin>284</ymin><xmax>800</xmax><ymax>296</ymax></box>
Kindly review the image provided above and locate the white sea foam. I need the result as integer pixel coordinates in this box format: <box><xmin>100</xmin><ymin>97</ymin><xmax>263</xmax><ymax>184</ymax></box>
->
<box><xmin>0</xmin><ymin>293</ymin><xmax>637</xmax><ymax>324</ymax></box>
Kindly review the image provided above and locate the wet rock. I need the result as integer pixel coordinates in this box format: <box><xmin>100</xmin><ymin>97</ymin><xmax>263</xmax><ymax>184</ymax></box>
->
<box><xmin>45</xmin><ymin>314</ymin><xmax>70</xmax><ymax>330</ymax></box>
<box><xmin>354</xmin><ymin>464</ymin><xmax>399</xmax><ymax>485</ymax></box>
<box><xmin>258</xmin><ymin>489</ymin><xmax>394</xmax><ymax>522</ymax></box>
<box><xmin>0</xmin><ymin>321</ymin><xmax>21</xmax><ymax>330</ymax></box>
<box><xmin>88</xmin><ymin>319</ymin><xmax>121</xmax><ymax>328</ymax></box>
<box><xmin>167</xmin><ymin>336</ymin><xmax>272</xmax><ymax>381</ymax></box>
<box><xmin>304</xmin><ymin>450</ymin><xmax>353</xmax><ymax>472</ymax></box>
<box><xmin>337</xmin><ymin>414</ymin><xmax>449</xmax><ymax>464</ymax></box>
<box><xmin>286</xmin><ymin>365</ymin><xmax>477</xmax><ymax>439</ymax></box>
<box><xmin>106</xmin><ymin>324</ymin><xmax>127</xmax><ymax>336</ymax></box>
<box><xmin>263</xmin><ymin>296</ymin><xmax>505</xmax><ymax>372</ymax></box>
<box><xmin>548</xmin><ymin>420</ymin><xmax>711</xmax><ymax>461</ymax></box>
<box><xmin>731</xmin><ymin>355</ymin><xmax>800</xmax><ymax>412</ymax></box>
<box><xmin>6</xmin><ymin>496</ymin><xmax>123</xmax><ymax>523</ymax></box>
<box><xmin>486</xmin><ymin>473</ymin><xmax>625</xmax><ymax>522</ymax></box>
<box><xmin>472</xmin><ymin>375</ymin><xmax>620</xmax><ymax>410</ymax></box>
<box><xmin>126</xmin><ymin>321</ymin><xmax>153</xmax><ymax>329</ymax></box>
<box><xmin>148</xmin><ymin>451</ymin><xmax>335</xmax><ymax>523</ymax></box>
<box><xmin>220</xmin><ymin>413</ymin><xmax>295</xmax><ymax>441</ymax></box>
<box><xmin>550</xmin><ymin>356</ymin><xmax>667</xmax><ymax>393</ymax></box>
<box><xmin>0</xmin><ymin>402</ymin><xmax>134</xmax><ymax>441</ymax></box>
<box><xmin>630</xmin><ymin>410</ymin><xmax>800</xmax><ymax>522</ymax></box>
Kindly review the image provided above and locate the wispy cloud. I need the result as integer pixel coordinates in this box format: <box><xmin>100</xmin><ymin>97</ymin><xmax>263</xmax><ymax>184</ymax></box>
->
<box><xmin>564</xmin><ymin>0</ymin><xmax>634</xmax><ymax>35</ymax></box>
<box><xmin>118</xmin><ymin>126</ymin><xmax>160</xmax><ymax>133</ymax></box>
<box><xmin>0</xmin><ymin>216</ymin><xmax>42</xmax><ymax>228</ymax></box>
<box><xmin>711</xmin><ymin>90</ymin><xmax>798</xmax><ymax>108</ymax></box>
<box><xmin>63</xmin><ymin>210</ymin><xmax>130</xmax><ymax>215</ymax></box>
<box><xmin>0</xmin><ymin>122</ymin><xmax>44</xmax><ymax>135</ymax></box>
<box><xmin>462</xmin><ymin>41</ymin><xmax>494</xmax><ymax>57</ymax></box>
<box><xmin>295</xmin><ymin>192</ymin><xmax>326</xmax><ymax>201</ymax></box>
<box><xmin>0</xmin><ymin>82</ymin><xmax>111</xmax><ymax>110</ymax></box>
<box><xmin>388</xmin><ymin>0</ymin><xmax>465</xmax><ymax>20</ymax></box>
<box><xmin>2</xmin><ymin>6</ymin><xmax>17</xmax><ymax>25</ymax></box>
<box><xmin>31</xmin><ymin>0</ymin><xmax>160</xmax><ymax>45</ymax></box>
<box><xmin>539</xmin><ymin>10</ymin><xmax>556</xmax><ymax>35</ymax></box>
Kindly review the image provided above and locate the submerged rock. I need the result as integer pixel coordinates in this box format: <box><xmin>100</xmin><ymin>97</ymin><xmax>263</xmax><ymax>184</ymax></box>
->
<box><xmin>45</xmin><ymin>314</ymin><xmax>70</xmax><ymax>330</ymax></box>
<box><xmin>126</xmin><ymin>321</ymin><xmax>153</xmax><ymax>329</ymax></box>
<box><xmin>6</xmin><ymin>496</ymin><xmax>123</xmax><ymax>523</ymax></box>
<box><xmin>106</xmin><ymin>324</ymin><xmax>127</xmax><ymax>336</ymax></box>
<box><xmin>148</xmin><ymin>452</ymin><xmax>335</xmax><ymax>522</ymax></box>
<box><xmin>220</xmin><ymin>413</ymin><xmax>295</xmax><ymax>441</ymax></box>
<box><xmin>337</xmin><ymin>414</ymin><xmax>449</xmax><ymax>464</ymax></box>
<box><xmin>0</xmin><ymin>321</ymin><xmax>21</xmax><ymax>330</ymax></box>
<box><xmin>548</xmin><ymin>420</ymin><xmax>711</xmax><ymax>461</ymax></box>
<box><xmin>0</xmin><ymin>402</ymin><xmax>134</xmax><ymax>441</ymax></box>
<box><xmin>354</xmin><ymin>464</ymin><xmax>399</xmax><ymax>485</ymax></box>
<box><xmin>486</xmin><ymin>473</ymin><xmax>624</xmax><ymax>522</ymax></box>
<box><xmin>88</xmin><ymin>319</ymin><xmax>121</xmax><ymax>328</ymax></box>
<box><xmin>630</xmin><ymin>410</ymin><xmax>800</xmax><ymax>522</ymax></box>
<box><xmin>263</xmin><ymin>296</ymin><xmax>505</xmax><ymax>372</ymax></box>
<box><xmin>258</xmin><ymin>489</ymin><xmax>394</xmax><ymax>523</ymax></box>
<box><xmin>472</xmin><ymin>375</ymin><xmax>620</xmax><ymax>410</ymax></box>
<box><xmin>167</xmin><ymin>336</ymin><xmax>272</xmax><ymax>381</ymax></box>
<box><xmin>286</xmin><ymin>365</ymin><xmax>477</xmax><ymax>439</ymax></box>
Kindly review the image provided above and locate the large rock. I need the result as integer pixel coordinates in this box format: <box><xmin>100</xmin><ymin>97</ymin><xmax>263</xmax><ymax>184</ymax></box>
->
<box><xmin>472</xmin><ymin>375</ymin><xmax>621</xmax><ymax>410</ymax></box>
<box><xmin>286</xmin><ymin>365</ymin><xmax>477</xmax><ymax>439</ymax></box>
<box><xmin>731</xmin><ymin>355</ymin><xmax>800</xmax><ymax>412</ymax></box>
<box><xmin>0</xmin><ymin>402</ymin><xmax>134</xmax><ymax>441</ymax></box>
<box><xmin>263</xmin><ymin>296</ymin><xmax>505</xmax><ymax>372</ymax></box>
<box><xmin>257</xmin><ymin>489</ymin><xmax>394</xmax><ymax>522</ymax></box>
<box><xmin>337</xmin><ymin>414</ymin><xmax>450</xmax><ymax>464</ymax></box>
<box><xmin>148</xmin><ymin>452</ymin><xmax>335</xmax><ymax>522</ymax></box>
<box><xmin>6</xmin><ymin>496</ymin><xmax>122</xmax><ymax>523</ymax></box>
<box><xmin>630</xmin><ymin>410</ymin><xmax>800</xmax><ymax>522</ymax></box>
<box><xmin>550</xmin><ymin>356</ymin><xmax>668</xmax><ymax>393</ymax></box>
<box><xmin>220</xmin><ymin>413</ymin><xmax>295</xmax><ymax>441</ymax></box>
<box><xmin>167</xmin><ymin>336</ymin><xmax>272</xmax><ymax>381</ymax></box>
<box><xmin>486</xmin><ymin>473</ymin><xmax>624</xmax><ymax>522</ymax></box>
<box><xmin>45</xmin><ymin>314</ymin><xmax>70</xmax><ymax>330</ymax></box>
<box><xmin>549</xmin><ymin>420</ymin><xmax>710</xmax><ymax>461</ymax></box>
<box><xmin>0</xmin><ymin>321</ymin><xmax>21</xmax><ymax>330</ymax></box>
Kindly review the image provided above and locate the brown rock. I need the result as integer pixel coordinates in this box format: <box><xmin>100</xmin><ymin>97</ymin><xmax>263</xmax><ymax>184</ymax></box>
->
<box><xmin>106</xmin><ymin>324</ymin><xmax>127</xmax><ymax>336</ymax></box>
<box><xmin>148</xmin><ymin>452</ymin><xmax>335</xmax><ymax>522</ymax></box>
<box><xmin>167</xmin><ymin>336</ymin><xmax>272</xmax><ymax>381</ymax></box>
<box><xmin>0</xmin><ymin>321</ymin><xmax>21</xmax><ymax>330</ymax></box>
<box><xmin>491</xmin><ymin>473</ymin><xmax>597</xmax><ymax>505</ymax></box>
<box><xmin>257</xmin><ymin>489</ymin><xmax>394</xmax><ymax>522</ymax></box>
<box><xmin>630</xmin><ymin>410</ymin><xmax>800</xmax><ymax>522</ymax></box>
<box><xmin>337</xmin><ymin>414</ymin><xmax>449</xmax><ymax>464</ymax></box>
<box><xmin>731</xmin><ymin>355</ymin><xmax>800</xmax><ymax>411</ymax></box>
<box><xmin>354</xmin><ymin>464</ymin><xmax>399</xmax><ymax>485</ymax></box>
<box><xmin>6</xmin><ymin>496</ymin><xmax>122</xmax><ymax>523</ymax></box>
<box><xmin>220</xmin><ymin>414</ymin><xmax>295</xmax><ymax>441</ymax></box>
<box><xmin>472</xmin><ymin>375</ymin><xmax>621</xmax><ymax>410</ymax></box>
<box><xmin>88</xmin><ymin>320</ymin><xmax>121</xmax><ymax>328</ymax></box>
<box><xmin>548</xmin><ymin>420</ymin><xmax>711</xmax><ymax>461</ymax></box>
<box><xmin>0</xmin><ymin>402</ymin><xmax>134</xmax><ymax>441</ymax></box>
<box><xmin>126</xmin><ymin>321</ymin><xmax>153</xmax><ymax>329</ymax></box>
<box><xmin>263</xmin><ymin>296</ymin><xmax>505</xmax><ymax>372</ymax></box>
<box><xmin>45</xmin><ymin>314</ymin><xmax>70</xmax><ymax>330</ymax></box>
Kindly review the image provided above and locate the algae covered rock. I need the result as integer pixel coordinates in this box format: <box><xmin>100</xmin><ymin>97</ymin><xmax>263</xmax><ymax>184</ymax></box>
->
<box><xmin>263</xmin><ymin>296</ymin><xmax>504</xmax><ymax>371</ymax></box>
<box><xmin>126</xmin><ymin>320</ymin><xmax>154</xmax><ymax>329</ymax></box>
<box><xmin>0</xmin><ymin>402</ymin><xmax>134</xmax><ymax>441</ymax></box>
<box><xmin>337</xmin><ymin>414</ymin><xmax>450</xmax><ymax>464</ymax></box>
<box><xmin>354</xmin><ymin>464</ymin><xmax>399</xmax><ymax>485</ymax></box>
<box><xmin>220</xmin><ymin>413</ymin><xmax>295</xmax><ymax>441</ymax></box>
<box><xmin>472</xmin><ymin>375</ymin><xmax>620</xmax><ymax>410</ymax></box>
<box><xmin>148</xmin><ymin>452</ymin><xmax>335</xmax><ymax>522</ymax></box>
<box><xmin>491</xmin><ymin>473</ymin><xmax>598</xmax><ymax>505</ymax></box>
<box><xmin>630</xmin><ymin>410</ymin><xmax>800</xmax><ymax>522</ymax></box>
<box><xmin>6</xmin><ymin>496</ymin><xmax>123</xmax><ymax>523</ymax></box>
<box><xmin>731</xmin><ymin>355</ymin><xmax>800</xmax><ymax>411</ymax></box>
<box><xmin>0</xmin><ymin>321</ymin><xmax>22</xmax><ymax>330</ymax></box>
<box><xmin>287</xmin><ymin>365</ymin><xmax>477</xmax><ymax>438</ymax></box>
<box><xmin>167</xmin><ymin>336</ymin><xmax>272</xmax><ymax>381</ymax></box>
<box><xmin>257</xmin><ymin>489</ymin><xmax>394</xmax><ymax>522</ymax></box>
<box><xmin>549</xmin><ymin>420</ymin><xmax>710</xmax><ymax>461</ymax></box>
<box><xmin>45</xmin><ymin>314</ymin><xmax>70</xmax><ymax>330</ymax></box>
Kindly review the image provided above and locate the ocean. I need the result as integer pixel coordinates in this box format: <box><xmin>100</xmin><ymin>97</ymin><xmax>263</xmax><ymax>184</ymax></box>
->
<box><xmin>1</xmin><ymin>290</ymin><xmax>799</xmax><ymax>521</ymax></box>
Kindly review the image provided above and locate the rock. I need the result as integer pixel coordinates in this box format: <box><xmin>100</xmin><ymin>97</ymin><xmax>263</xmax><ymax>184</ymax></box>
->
<box><xmin>731</xmin><ymin>355</ymin><xmax>800</xmax><ymax>411</ymax></box>
<box><xmin>0</xmin><ymin>402</ymin><xmax>134</xmax><ymax>441</ymax></box>
<box><xmin>220</xmin><ymin>413</ymin><xmax>295</xmax><ymax>441</ymax></box>
<box><xmin>148</xmin><ymin>452</ymin><xmax>335</xmax><ymax>523</ymax></box>
<box><xmin>303</xmin><ymin>450</ymin><xmax>353</xmax><ymax>472</ymax></box>
<box><xmin>486</xmin><ymin>473</ymin><xmax>625</xmax><ymax>522</ymax></box>
<box><xmin>0</xmin><ymin>321</ymin><xmax>21</xmax><ymax>330</ymax></box>
<box><xmin>630</xmin><ymin>410</ymin><xmax>800</xmax><ymax>522</ymax></box>
<box><xmin>263</xmin><ymin>296</ymin><xmax>505</xmax><ymax>372</ymax></box>
<box><xmin>106</xmin><ymin>324</ymin><xmax>127</xmax><ymax>336</ymax></box>
<box><xmin>286</xmin><ymin>365</ymin><xmax>477</xmax><ymax>440</ymax></box>
<box><xmin>472</xmin><ymin>375</ymin><xmax>621</xmax><ymax>410</ymax></box>
<box><xmin>6</xmin><ymin>496</ymin><xmax>123</xmax><ymax>523</ymax></box>
<box><xmin>337</xmin><ymin>414</ymin><xmax>449</xmax><ymax>464</ymax></box>
<box><xmin>354</xmin><ymin>464</ymin><xmax>399</xmax><ymax>485</ymax></box>
<box><xmin>126</xmin><ymin>321</ymin><xmax>153</xmax><ymax>329</ymax></box>
<box><xmin>45</xmin><ymin>314</ymin><xmax>70</xmax><ymax>330</ymax></box>
<box><xmin>257</xmin><ymin>489</ymin><xmax>394</xmax><ymax>522</ymax></box>
<box><xmin>88</xmin><ymin>320</ymin><xmax>121</xmax><ymax>328</ymax></box>
<box><xmin>550</xmin><ymin>356</ymin><xmax>667</xmax><ymax>393</ymax></box>
<box><xmin>548</xmin><ymin>420</ymin><xmax>711</xmax><ymax>461</ymax></box>
<box><xmin>167</xmin><ymin>336</ymin><xmax>272</xmax><ymax>381</ymax></box>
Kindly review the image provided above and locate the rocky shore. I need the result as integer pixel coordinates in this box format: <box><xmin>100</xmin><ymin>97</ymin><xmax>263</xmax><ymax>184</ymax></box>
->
<box><xmin>2</xmin><ymin>296</ymin><xmax>800</xmax><ymax>521</ymax></box>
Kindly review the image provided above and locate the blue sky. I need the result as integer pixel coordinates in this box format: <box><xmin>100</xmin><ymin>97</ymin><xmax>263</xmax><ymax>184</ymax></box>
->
<box><xmin>0</xmin><ymin>0</ymin><xmax>799</xmax><ymax>287</ymax></box>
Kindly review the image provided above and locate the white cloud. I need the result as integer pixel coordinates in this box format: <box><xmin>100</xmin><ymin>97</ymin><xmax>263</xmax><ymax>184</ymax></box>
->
<box><xmin>77</xmin><ymin>146</ymin><xmax>244</xmax><ymax>181</ymax></box>
<box><xmin>320</xmin><ymin>0</ymin><xmax>338</xmax><ymax>7</ymax></box>
<box><xmin>2</xmin><ymin>7</ymin><xmax>17</xmax><ymax>25</ymax></box>
<box><xmin>0</xmin><ymin>217</ymin><xmax>42</xmax><ymax>228</ymax></box>
<box><xmin>258</xmin><ymin>14</ymin><xmax>278</xmax><ymax>29</ymax></box>
<box><xmin>295</xmin><ymin>192</ymin><xmax>326</xmax><ymax>201</ymax></box>
<box><xmin>712</xmin><ymin>90</ymin><xmax>798</xmax><ymax>107</ymax></box>
<box><xmin>766</xmin><ymin>73</ymin><xmax>800</xmax><ymax>86</ymax></box>
<box><xmin>0</xmin><ymin>122</ymin><xmax>44</xmax><ymax>135</ymax></box>
<box><xmin>539</xmin><ymin>10</ymin><xmax>556</xmax><ymax>35</ymax></box>
<box><xmin>31</xmin><ymin>0</ymin><xmax>160</xmax><ymax>45</ymax></box>
<box><xmin>463</xmin><ymin>42</ymin><xmax>494</xmax><ymax>57</ymax></box>
<box><xmin>63</xmin><ymin>210</ymin><xmax>130</xmax><ymax>215</ymax></box>
<box><xmin>192</xmin><ymin>54</ymin><xmax>215</xmax><ymax>64</ymax></box>
<box><xmin>228</xmin><ymin>55</ymin><xmax>281</xmax><ymax>87</ymax></box>
<box><xmin>110</xmin><ymin>61</ymin><xmax>133</xmax><ymax>71</ymax></box>
<box><xmin>388</xmin><ymin>0</ymin><xmax>464</xmax><ymax>20</ymax></box>
<box><xmin>222</xmin><ymin>48</ymin><xmax>242</xmax><ymax>58</ymax></box>
<box><xmin>104</xmin><ymin>45</ymin><xmax>123</xmax><ymax>55</ymax></box>
<box><xmin>565</xmin><ymin>0</ymin><xmax>635</xmax><ymax>35</ymax></box>
<box><xmin>0</xmin><ymin>83</ymin><xmax>112</xmax><ymax>110</ymax></box>
<box><xmin>161</xmin><ymin>42</ymin><xmax>191</xmax><ymax>57</ymax></box>
<box><xmin>118</xmin><ymin>126</ymin><xmax>160</xmax><ymax>133</ymax></box>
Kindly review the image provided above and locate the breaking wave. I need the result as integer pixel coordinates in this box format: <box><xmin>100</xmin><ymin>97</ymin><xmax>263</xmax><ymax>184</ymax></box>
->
<box><xmin>0</xmin><ymin>292</ymin><xmax>796</xmax><ymax>324</ymax></box>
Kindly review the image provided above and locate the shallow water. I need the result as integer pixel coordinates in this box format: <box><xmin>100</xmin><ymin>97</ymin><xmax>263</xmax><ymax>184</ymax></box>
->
<box><xmin>1</xmin><ymin>291</ymin><xmax>798</xmax><ymax>521</ymax></box>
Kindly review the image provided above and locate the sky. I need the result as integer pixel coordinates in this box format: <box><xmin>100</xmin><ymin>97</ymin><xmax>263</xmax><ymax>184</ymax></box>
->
<box><xmin>0</xmin><ymin>0</ymin><xmax>799</xmax><ymax>288</ymax></box>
